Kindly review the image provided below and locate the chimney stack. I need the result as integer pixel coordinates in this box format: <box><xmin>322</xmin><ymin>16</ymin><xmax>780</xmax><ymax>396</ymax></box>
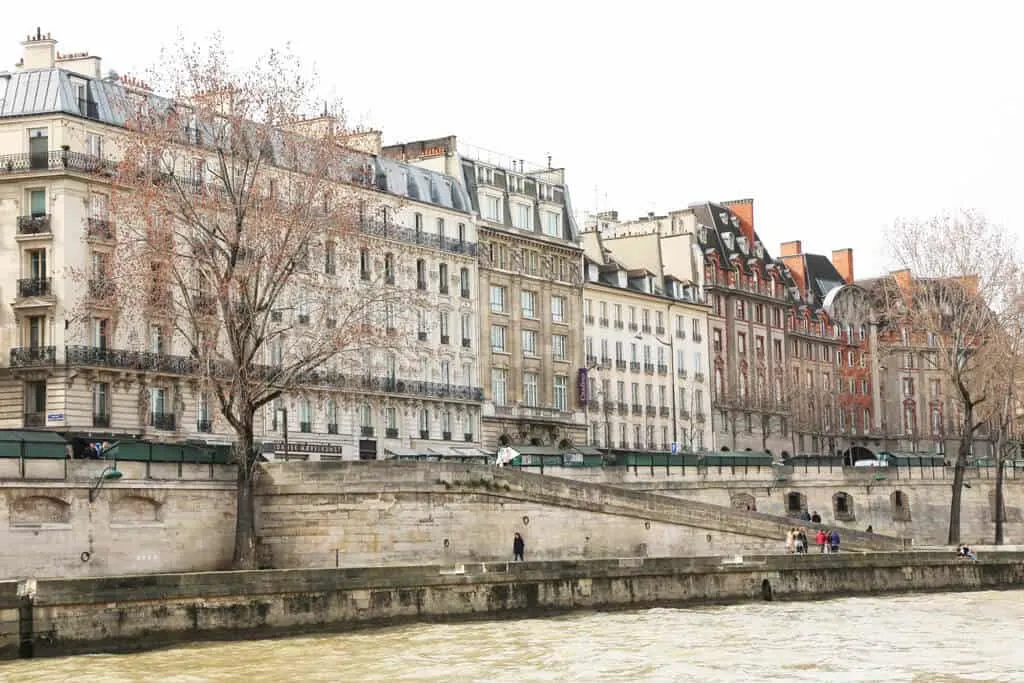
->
<box><xmin>780</xmin><ymin>240</ymin><xmax>803</xmax><ymax>257</ymax></box>
<box><xmin>722</xmin><ymin>199</ymin><xmax>756</xmax><ymax>248</ymax></box>
<box><xmin>831</xmin><ymin>248</ymin><xmax>854</xmax><ymax>283</ymax></box>
<box><xmin>20</xmin><ymin>28</ymin><xmax>57</xmax><ymax>70</ymax></box>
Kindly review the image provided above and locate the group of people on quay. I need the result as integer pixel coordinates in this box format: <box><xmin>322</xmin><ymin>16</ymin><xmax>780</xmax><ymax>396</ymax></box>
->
<box><xmin>787</xmin><ymin>511</ymin><xmax>841</xmax><ymax>554</ymax></box>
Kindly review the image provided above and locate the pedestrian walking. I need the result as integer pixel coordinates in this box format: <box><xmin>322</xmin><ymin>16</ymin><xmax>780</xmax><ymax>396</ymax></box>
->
<box><xmin>513</xmin><ymin>532</ymin><xmax>525</xmax><ymax>561</ymax></box>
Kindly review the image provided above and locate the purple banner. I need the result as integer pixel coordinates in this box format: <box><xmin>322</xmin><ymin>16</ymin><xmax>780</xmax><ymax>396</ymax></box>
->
<box><xmin>577</xmin><ymin>368</ymin><xmax>589</xmax><ymax>404</ymax></box>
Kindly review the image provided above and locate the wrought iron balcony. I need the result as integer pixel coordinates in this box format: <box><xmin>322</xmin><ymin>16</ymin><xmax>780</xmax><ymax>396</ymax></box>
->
<box><xmin>358</xmin><ymin>219</ymin><xmax>478</xmax><ymax>258</ymax></box>
<box><xmin>88</xmin><ymin>279</ymin><xmax>116</xmax><ymax>300</ymax></box>
<box><xmin>197</xmin><ymin>419</ymin><xmax>213</xmax><ymax>433</ymax></box>
<box><xmin>657</xmin><ymin>364</ymin><xmax>668</xmax><ymax>375</ymax></box>
<box><xmin>441</xmin><ymin>431</ymin><xmax>452</xmax><ymax>440</ymax></box>
<box><xmin>614</xmin><ymin>320</ymin><xmax>624</xmax><ymax>329</ymax></box>
<box><xmin>420</xmin><ymin>429</ymin><xmax>430</xmax><ymax>439</ymax></box>
<box><xmin>655</xmin><ymin>326</ymin><xmax>665</xmax><ymax>336</ymax></box>
<box><xmin>642</xmin><ymin>325</ymin><xmax>652</xmax><ymax>334</ymax></box>
<box><xmin>24</xmin><ymin>412</ymin><xmax>45</xmax><ymax>427</ymax></box>
<box><xmin>0</xmin><ymin>151</ymin><xmax>116</xmax><ymax>176</ymax></box>
<box><xmin>150</xmin><ymin>412</ymin><xmax>176</xmax><ymax>430</ymax></box>
<box><xmin>631</xmin><ymin>403</ymin><xmax>642</xmax><ymax>415</ymax></box>
<box><xmin>17</xmin><ymin>214</ymin><xmax>51</xmax><ymax>235</ymax></box>
<box><xmin>361</xmin><ymin>426</ymin><xmax>375</xmax><ymax>437</ymax></box>
<box><xmin>300</xmin><ymin>422</ymin><xmax>312</xmax><ymax>433</ymax></box>
<box><xmin>630</xmin><ymin>361</ymin><xmax>641</xmax><ymax>372</ymax></box>
<box><xmin>646</xmin><ymin>406</ymin><xmax>657</xmax><ymax>417</ymax></box>
<box><xmin>464</xmin><ymin>433</ymin><xmax>473</xmax><ymax>442</ymax></box>
<box><xmin>585</xmin><ymin>315</ymin><xmax>594</xmax><ymax>325</ymax></box>
<box><xmin>93</xmin><ymin>414</ymin><xmax>111</xmax><ymax>428</ymax></box>
<box><xmin>86</xmin><ymin>217</ymin><xmax>114</xmax><ymax>239</ymax></box>
<box><xmin>617</xmin><ymin>401</ymin><xmax>628</xmax><ymax>414</ymax></box>
<box><xmin>643</xmin><ymin>362</ymin><xmax>655</xmax><ymax>373</ymax></box>
<box><xmin>10</xmin><ymin>346</ymin><xmax>56</xmax><ymax>367</ymax></box>
<box><xmin>586</xmin><ymin>354</ymin><xmax>597</xmax><ymax>366</ymax></box>
<box><xmin>598</xmin><ymin>317</ymin><xmax>609</xmax><ymax>327</ymax></box>
<box><xmin>660</xmin><ymin>407</ymin><xmax>670</xmax><ymax>417</ymax></box>
<box><xmin>66</xmin><ymin>345</ymin><xmax>201</xmax><ymax>374</ymax></box>
<box><xmin>17</xmin><ymin>277</ymin><xmax>52</xmax><ymax>298</ymax></box>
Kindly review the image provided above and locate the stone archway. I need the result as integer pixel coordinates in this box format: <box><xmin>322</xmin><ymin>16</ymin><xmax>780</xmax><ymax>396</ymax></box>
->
<box><xmin>842</xmin><ymin>445</ymin><xmax>875</xmax><ymax>466</ymax></box>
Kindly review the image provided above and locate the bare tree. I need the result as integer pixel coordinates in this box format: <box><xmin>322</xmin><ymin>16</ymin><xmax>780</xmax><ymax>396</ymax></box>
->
<box><xmin>882</xmin><ymin>210</ymin><xmax>1021</xmax><ymax>544</ymax></box>
<box><xmin>91</xmin><ymin>36</ymin><xmax>419</xmax><ymax>567</ymax></box>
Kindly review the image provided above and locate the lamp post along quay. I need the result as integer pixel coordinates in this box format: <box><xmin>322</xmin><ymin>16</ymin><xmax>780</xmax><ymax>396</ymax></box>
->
<box><xmin>88</xmin><ymin>465</ymin><xmax>122</xmax><ymax>503</ymax></box>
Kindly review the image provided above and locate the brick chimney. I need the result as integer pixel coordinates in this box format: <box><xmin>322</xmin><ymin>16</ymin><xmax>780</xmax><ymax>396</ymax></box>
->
<box><xmin>891</xmin><ymin>268</ymin><xmax>913</xmax><ymax>293</ymax></box>
<box><xmin>20</xmin><ymin>28</ymin><xmax>56</xmax><ymax>69</ymax></box>
<box><xmin>831</xmin><ymin>248</ymin><xmax>854</xmax><ymax>283</ymax></box>
<box><xmin>722</xmin><ymin>198</ymin><xmax>755</xmax><ymax>246</ymax></box>
<box><xmin>780</xmin><ymin>240</ymin><xmax>802</xmax><ymax>257</ymax></box>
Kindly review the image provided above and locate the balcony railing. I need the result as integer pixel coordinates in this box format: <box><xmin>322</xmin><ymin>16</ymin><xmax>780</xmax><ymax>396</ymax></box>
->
<box><xmin>643</xmin><ymin>362</ymin><xmax>655</xmax><ymax>374</ymax></box>
<box><xmin>150</xmin><ymin>412</ymin><xmax>176</xmax><ymax>430</ymax></box>
<box><xmin>10</xmin><ymin>346</ymin><xmax>56</xmax><ymax>367</ymax></box>
<box><xmin>659</xmin><ymin>406</ymin><xmax>670</xmax><ymax>417</ymax></box>
<box><xmin>359</xmin><ymin>219</ymin><xmax>478</xmax><ymax>258</ymax></box>
<box><xmin>631</xmin><ymin>403</ymin><xmax>642</xmax><ymax>415</ymax></box>
<box><xmin>492</xmin><ymin>405</ymin><xmax>574</xmax><ymax>421</ymax></box>
<box><xmin>420</xmin><ymin>429</ymin><xmax>430</xmax><ymax>439</ymax></box>
<box><xmin>88</xmin><ymin>279</ymin><xmax>116</xmax><ymax>300</ymax></box>
<box><xmin>657</xmin><ymin>364</ymin><xmax>668</xmax><ymax>375</ymax></box>
<box><xmin>617</xmin><ymin>401</ymin><xmax>628</xmax><ymax>414</ymax></box>
<box><xmin>616</xmin><ymin>360</ymin><xmax>627</xmax><ymax>370</ymax></box>
<box><xmin>92</xmin><ymin>413</ymin><xmax>111</xmax><ymax>428</ymax></box>
<box><xmin>385</xmin><ymin>427</ymin><xmax>399</xmax><ymax>438</ymax></box>
<box><xmin>24</xmin><ymin>412</ymin><xmax>45</xmax><ymax>427</ymax></box>
<box><xmin>62</xmin><ymin>345</ymin><xmax>486</xmax><ymax>401</ymax></box>
<box><xmin>17</xmin><ymin>277</ymin><xmax>52</xmax><ymax>298</ymax></box>
<box><xmin>300</xmin><ymin>422</ymin><xmax>312</xmax><ymax>433</ymax></box>
<box><xmin>464</xmin><ymin>433</ymin><xmax>473</xmax><ymax>442</ymax></box>
<box><xmin>598</xmin><ymin>317</ymin><xmax>609</xmax><ymax>327</ymax></box>
<box><xmin>360</xmin><ymin>426</ymin><xmax>375</xmax><ymax>437</ymax></box>
<box><xmin>17</xmin><ymin>214</ymin><xmax>51</xmax><ymax>235</ymax></box>
<box><xmin>0</xmin><ymin>151</ymin><xmax>116</xmax><ymax>176</ymax></box>
<box><xmin>585</xmin><ymin>315</ymin><xmax>594</xmax><ymax>325</ymax></box>
<box><xmin>197</xmin><ymin>419</ymin><xmax>213</xmax><ymax>433</ymax></box>
<box><xmin>630</xmin><ymin>361</ymin><xmax>641</xmax><ymax>372</ymax></box>
<box><xmin>646</xmin><ymin>406</ymin><xmax>657</xmax><ymax>417</ymax></box>
<box><xmin>586</xmin><ymin>354</ymin><xmax>598</xmax><ymax>366</ymax></box>
<box><xmin>655</xmin><ymin>326</ymin><xmax>665</xmax><ymax>336</ymax></box>
<box><xmin>327</xmin><ymin>424</ymin><xmax>338</xmax><ymax>434</ymax></box>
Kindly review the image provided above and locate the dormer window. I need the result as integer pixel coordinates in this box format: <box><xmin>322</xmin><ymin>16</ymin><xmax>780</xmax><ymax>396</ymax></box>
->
<box><xmin>737</xmin><ymin>236</ymin><xmax>749</xmax><ymax>254</ymax></box>
<box><xmin>730</xmin><ymin>216</ymin><xmax>740</xmax><ymax>229</ymax></box>
<box><xmin>722</xmin><ymin>233</ymin><xmax>734</xmax><ymax>250</ymax></box>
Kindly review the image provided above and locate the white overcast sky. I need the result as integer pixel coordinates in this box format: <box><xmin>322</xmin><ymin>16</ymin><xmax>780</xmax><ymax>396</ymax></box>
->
<box><xmin>6</xmin><ymin>1</ymin><xmax>1021</xmax><ymax>279</ymax></box>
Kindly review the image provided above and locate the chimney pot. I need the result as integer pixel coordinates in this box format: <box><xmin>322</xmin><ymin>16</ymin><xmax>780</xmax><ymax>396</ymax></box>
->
<box><xmin>780</xmin><ymin>240</ymin><xmax>803</xmax><ymax>257</ymax></box>
<box><xmin>831</xmin><ymin>248</ymin><xmax>854</xmax><ymax>283</ymax></box>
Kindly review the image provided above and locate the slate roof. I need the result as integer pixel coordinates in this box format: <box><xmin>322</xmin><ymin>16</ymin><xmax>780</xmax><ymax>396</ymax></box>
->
<box><xmin>0</xmin><ymin>67</ymin><xmax>470</xmax><ymax>214</ymax></box>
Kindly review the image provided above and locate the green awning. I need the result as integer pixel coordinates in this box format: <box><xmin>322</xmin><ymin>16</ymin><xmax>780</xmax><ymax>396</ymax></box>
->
<box><xmin>105</xmin><ymin>440</ymin><xmax>231</xmax><ymax>464</ymax></box>
<box><xmin>0</xmin><ymin>430</ymin><xmax>68</xmax><ymax>459</ymax></box>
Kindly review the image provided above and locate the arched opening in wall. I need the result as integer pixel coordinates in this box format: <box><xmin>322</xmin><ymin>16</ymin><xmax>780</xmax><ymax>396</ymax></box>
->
<box><xmin>785</xmin><ymin>492</ymin><xmax>807</xmax><ymax>517</ymax></box>
<box><xmin>833</xmin><ymin>491</ymin><xmax>856</xmax><ymax>522</ymax></box>
<box><xmin>721</xmin><ymin>446</ymin><xmax>730</xmax><ymax>451</ymax></box>
<box><xmin>111</xmin><ymin>495</ymin><xmax>162</xmax><ymax>524</ymax></box>
<box><xmin>842</xmin><ymin>445</ymin><xmax>876</xmax><ymax>466</ymax></box>
<box><xmin>731</xmin><ymin>492</ymin><xmax>757</xmax><ymax>512</ymax></box>
<box><xmin>10</xmin><ymin>495</ymin><xmax>71</xmax><ymax>527</ymax></box>
<box><xmin>890</xmin><ymin>490</ymin><xmax>912</xmax><ymax>522</ymax></box>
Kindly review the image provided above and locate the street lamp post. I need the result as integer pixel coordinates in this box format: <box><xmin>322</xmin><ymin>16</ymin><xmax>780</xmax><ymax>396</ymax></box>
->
<box><xmin>88</xmin><ymin>465</ymin><xmax>123</xmax><ymax>502</ymax></box>
<box><xmin>277</xmin><ymin>407</ymin><xmax>289</xmax><ymax>460</ymax></box>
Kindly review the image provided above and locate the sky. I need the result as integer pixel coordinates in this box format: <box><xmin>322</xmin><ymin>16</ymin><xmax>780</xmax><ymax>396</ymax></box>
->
<box><xmin>5</xmin><ymin>1</ymin><xmax>1022</xmax><ymax>279</ymax></box>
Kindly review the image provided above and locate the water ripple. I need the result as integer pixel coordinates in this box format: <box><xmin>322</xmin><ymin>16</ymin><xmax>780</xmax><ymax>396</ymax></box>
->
<box><xmin>3</xmin><ymin>590</ymin><xmax>1024</xmax><ymax>682</ymax></box>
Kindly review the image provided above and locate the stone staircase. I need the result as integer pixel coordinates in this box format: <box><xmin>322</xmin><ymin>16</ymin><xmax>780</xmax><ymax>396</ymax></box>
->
<box><xmin>258</xmin><ymin>461</ymin><xmax>906</xmax><ymax>556</ymax></box>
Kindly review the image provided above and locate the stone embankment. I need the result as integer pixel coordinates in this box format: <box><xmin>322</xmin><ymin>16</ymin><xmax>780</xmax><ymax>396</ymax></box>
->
<box><xmin>257</xmin><ymin>461</ymin><xmax>904</xmax><ymax>568</ymax></box>
<box><xmin>4</xmin><ymin>551</ymin><xmax>1022</xmax><ymax>659</ymax></box>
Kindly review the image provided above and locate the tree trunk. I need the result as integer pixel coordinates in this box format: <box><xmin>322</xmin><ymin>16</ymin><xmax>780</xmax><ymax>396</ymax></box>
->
<box><xmin>947</xmin><ymin>419</ymin><xmax>972</xmax><ymax>545</ymax></box>
<box><xmin>995</xmin><ymin>436</ymin><xmax>1006</xmax><ymax>545</ymax></box>
<box><xmin>231</xmin><ymin>415</ymin><xmax>259</xmax><ymax>569</ymax></box>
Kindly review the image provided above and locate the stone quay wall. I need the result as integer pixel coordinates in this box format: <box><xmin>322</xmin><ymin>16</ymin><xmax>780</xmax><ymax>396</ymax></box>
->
<box><xmin>3</xmin><ymin>551</ymin><xmax>1023</xmax><ymax>660</ymax></box>
<box><xmin>531</xmin><ymin>463</ymin><xmax>1024</xmax><ymax>545</ymax></box>
<box><xmin>256</xmin><ymin>462</ymin><xmax>903</xmax><ymax>569</ymax></box>
<box><xmin>0</xmin><ymin>461</ymin><xmax>236</xmax><ymax>580</ymax></box>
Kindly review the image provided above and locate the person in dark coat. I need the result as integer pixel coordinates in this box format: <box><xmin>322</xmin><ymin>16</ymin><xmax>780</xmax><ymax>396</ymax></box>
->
<box><xmin>513</xmin><ymin>532</ymin><xmax>525</xmax><ymax>561</ymax></box>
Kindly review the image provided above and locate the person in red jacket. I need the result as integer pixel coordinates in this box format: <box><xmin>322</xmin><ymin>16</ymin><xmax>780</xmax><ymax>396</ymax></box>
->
<box><xmin>816</xmin><ymin>528</ymin><xmax>827</xmax><ymax>553</ymax></box>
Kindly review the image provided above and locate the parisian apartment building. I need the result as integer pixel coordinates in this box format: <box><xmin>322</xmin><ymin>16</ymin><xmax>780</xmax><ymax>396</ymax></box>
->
<box><xmin>0</xmin><ymin>32</ymin><xmax>488</xmax><ymax>460</ymax></box>
<box><xmin>0</xmin><ymin>31</ymin><xmax>975</xmax><ymax>461</ymax></box>
<box><xmin>383</xmin><ymin>137</ymin><xmax>587</xmax><ymax>450</ymax></box>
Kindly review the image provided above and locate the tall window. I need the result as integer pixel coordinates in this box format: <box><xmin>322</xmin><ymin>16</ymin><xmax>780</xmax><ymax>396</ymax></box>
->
<box><xmin>522</xmin><ymin>329</ymin><xmax>538</xmax><ymax>356</ymax></box>
<box><xmin>438</xmin><ymin>263</ymin><xmax>449</xmax><ymax>293</ymax></box>
<box><xmin>490</xmin><ymin>285</ymin><xmax>506</xmax><ymax>313</ymax></box>
<box><xmin>299</xmin><ymin>399</ymin><xmax>312</xmax><ymax>432</ymax></box>
<box><xmin>490</xmin><ymin>325</ymin><xmax>506</xmax><ymax>352</ymax></box>
<box><xmin>553</xmin><ymin>376</ymin><xmax>568</xmax><ymax>411</ymax></box>
<box><xmin>92</xmin><ymin>318</ymin><xmax>109</xmax><ymax>349</ymax></box>
<box><xmin>484</xmin><ymin>195</ymin><xmax>501</xmax><ymax>221</ymax></box>
<box><xmin>552</xmin><ymin>335</ymin><xmax>567</xmax><ymax>360</ymax></box>
<box><xmin>92</xmin><ymin>382</ymin><xmax>109</xmax><ymax>419</ymax></box>
<box><xmin>460</xmin><ymin>268</ymin><xmax>470</xmax><ymax>298</ymax></box>
<box><xmin>359</xmin><ymin>248</ymin><xmax>370</xmax><ymax>280</ymax></box>
<box><xmin>521</xmin><ymin>291</ymin><xmax>536</xmax><ymax>318</ymax></box>
<box><xmin>543</xmin><ymin>210</ymin><xmax>560</xmax><ymax>237</ymax></box>
<box><xmin>523</xmin><ymin>372</ymin><xmax>538</xmax><ymax>407</ymax></box>
<box><xmin>491</xmin><ymin>368</ymin><xmax>508</xmax><ymax>405</ymax></box>
<box><xmin>551</xmin><ymin>296</ymin><xmax>565</xmax><ymax>322</ymax></box>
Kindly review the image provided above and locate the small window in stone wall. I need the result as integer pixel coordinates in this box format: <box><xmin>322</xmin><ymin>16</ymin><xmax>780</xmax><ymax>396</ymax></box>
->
<box><xmin>891</xmin><ymin>490</ymin><xmax>911</xmax><ymax>522</ymax></box>
<box><xmin>833</xmin><ymin>491</ymin><xmax>855</xmax><ymax>522</ymax></box>
<box><xmin>786</xmin><ymin>492</ymin><xmax>806</xmax><ymax>517</ymax></box>
<box><xmin>732</xmin><ymin>492</ymin><xmax>757</xmax><ymax>512</ymax></box>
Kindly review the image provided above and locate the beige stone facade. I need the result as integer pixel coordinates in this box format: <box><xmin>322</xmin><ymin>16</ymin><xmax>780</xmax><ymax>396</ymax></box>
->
<box><xmin>382</xmin><ymin>138</ymin><xmax>586</xmax><ymax>450</ymax></box>
<box><xmin>580</xmin><ymin>229</ymin><xmax>712</xmax><ymax>452</ymax></box>
<box><xmin>0</xmin><ymin>33</ymin><xmax>485</xmax><ymax>460</ymax></box>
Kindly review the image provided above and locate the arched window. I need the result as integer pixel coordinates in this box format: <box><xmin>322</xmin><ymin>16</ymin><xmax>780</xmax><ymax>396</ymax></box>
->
<box><xmin>786</xmin><ymin>492</ymin><xmax>806</xmax><ymax>516</ymax></box>
<box><xmin>891</xmin><ymin>490</ymin><xmax>911</xmax><ymax>522</ymax></box>
<box><xmin>833</xmin><ymin>491</ymin><xmax>855</xmax><ymax>522</ymax></box>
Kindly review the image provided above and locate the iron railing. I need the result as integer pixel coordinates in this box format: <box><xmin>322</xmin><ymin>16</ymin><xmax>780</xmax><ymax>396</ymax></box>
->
<box><xmin>17</xmin><ymin>215</ymin><xmax>51</xmax><ymax>235</ymax></box>
<box><xmin>10</xmin><ymin>346</ymin><xmax>56</xmax><ymax>366</ymax></box>
<box><xmin>150</xmin><ymin>413</ymin><xmax>176</xmax><ymax>430</ymax></box>
<box><xmin>0</xmin><ymin>151</ymin><xmax>116</xmax><ymax>176</ymax></box>
<box><xmin>17</xmin><ymin>277</ymin><xmax>52</xmax><ymax>298</ymax></box>
<box><xmin>358</xmin><ymin>219</ymin><xmax>477</xmax><ymax>258</ymax></box>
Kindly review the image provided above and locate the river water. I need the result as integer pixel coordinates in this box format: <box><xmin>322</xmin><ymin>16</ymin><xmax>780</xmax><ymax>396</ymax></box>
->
<box><xmin>3</xmin><ymin>590</ymin><xmax>1023</xmax><ymax>682</ymax></box>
